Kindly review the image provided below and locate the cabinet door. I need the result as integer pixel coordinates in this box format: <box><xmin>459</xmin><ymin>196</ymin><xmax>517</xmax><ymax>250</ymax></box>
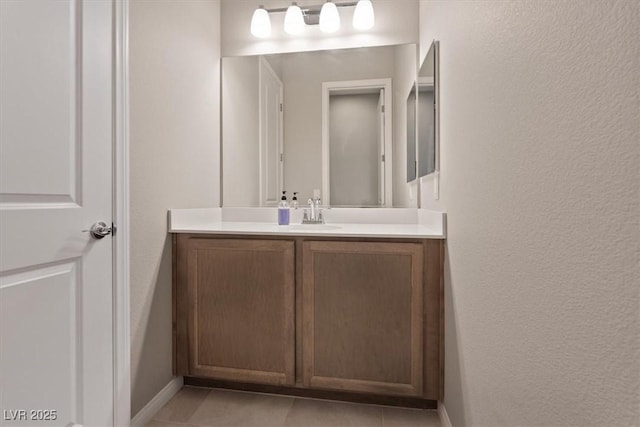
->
<box><xmin>186</xmin><ymin>238</ymin><xmax>295</xmax><ymax>385</ymax></box>
<box><xmin>302</xmin><ymin>241</ymin><xmax>424</xmax><ymax>396</ymax></box>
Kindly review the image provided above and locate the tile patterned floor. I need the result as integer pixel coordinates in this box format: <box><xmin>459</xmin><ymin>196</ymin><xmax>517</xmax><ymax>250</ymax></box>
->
<box><xmin>146</xmin><ymin>387</ymin><xmax>442</xmax><ymax>427</ymax></box>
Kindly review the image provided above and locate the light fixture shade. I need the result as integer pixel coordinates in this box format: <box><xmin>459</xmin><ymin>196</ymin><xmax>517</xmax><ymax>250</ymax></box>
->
<box><xmin>284</xmin><ymin>3</ymin><xmax>305</xmax><ymax>35</ymax></box>
<box><xmin>319</xmin><ymin>1</ymin><xmax>340</xmax><ymax>33</ymax></box>
<box><xmin>250</xmin><ymin>6</ymin><xmax>271</xmax><ymax>38</ymax></box>
<box><xmin>353</xmin><ymin>0</ymin><xmax>374</xmax><ymax>30</ymax></box>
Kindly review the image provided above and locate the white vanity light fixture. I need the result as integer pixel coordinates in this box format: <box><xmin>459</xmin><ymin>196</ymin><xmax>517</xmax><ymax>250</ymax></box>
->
<box><xmin>250</xmin><ymin>5</ymin><xmax>271</xmax><ymax>38</ymax></box>
<box><xmin>250</xmin><ymin>1</ymin><xmax>375</xmax><ymax>38</ymax></box>
<box><xmin>319</xmin><ymin>1</ymin><xmax>341</xmax><ymax>33</ymax></box>
<box><xmin>284</xmin><ymin>3</ymin><xmax>305</xmax><ymax>35</ymax></box>
<box><xmin>352</xmin><ymin>0</ymin><xmax>374</xmax><ymax>30</ymax></box>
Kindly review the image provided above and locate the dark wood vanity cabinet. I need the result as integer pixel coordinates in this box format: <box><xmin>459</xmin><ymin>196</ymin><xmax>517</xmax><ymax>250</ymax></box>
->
<box><xmin>174</xmin><ymin>234</ymin><xmax>444</xmax><ymax>404</ymax></box>
<box><xmin>174</xmin><ymin>237</ymin><xmax>295</xmax><ymax>386</ymax></box>
<box><xmin>301</xmin><ymin>241</ymin><xmax>424</xmax><ymax>397</ymax></box>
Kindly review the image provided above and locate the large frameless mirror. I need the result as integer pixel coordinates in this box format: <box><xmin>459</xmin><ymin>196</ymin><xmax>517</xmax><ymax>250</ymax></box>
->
<box><xmin>221</xmin><ymin>44</ymin><xmax>418</xmax><ymax>208</ymax></box>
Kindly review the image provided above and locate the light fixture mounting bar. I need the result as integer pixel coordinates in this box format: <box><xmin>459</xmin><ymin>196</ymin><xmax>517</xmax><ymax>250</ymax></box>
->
<box><xmin>263</xmin><ymin>2</ymin><xmax>358</xmax><ymax>14</ymax></box>
<box><xmin>264</xmin><ymin>2</ymin><xmax>358</xmax><ymax>26</ymax></box>
<box><xmin>252</xmin><ymin>1</ymin><xmax>372</xmax><ymax>35</ymax></box>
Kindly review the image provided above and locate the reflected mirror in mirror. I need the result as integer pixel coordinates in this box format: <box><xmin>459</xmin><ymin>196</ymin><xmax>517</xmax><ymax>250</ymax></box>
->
<box><xmin>418</xmin><ymin>40</ymin><xmax>439</xmax><ymax>178</ymax></box>
<box><xmin>222</xmin><ymin>44</ymin><xmax>418</xmax><ymax>208</ymax></box>
<box><xmin>406</xmin><ymin>83</ymin><xmax>417</xmax><ymax>182</ymax></box>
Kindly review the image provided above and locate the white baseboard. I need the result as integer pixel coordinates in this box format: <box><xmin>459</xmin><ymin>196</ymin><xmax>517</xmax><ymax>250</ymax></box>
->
<box><xmin>131</xmin><ymin>376</ymin><xmax>183</xmax><ymax>427</ymax></box>
<box><xmin>438</xmin><ymin>401</ymin><xmax>453</xmax><ymax>427</ymax></box>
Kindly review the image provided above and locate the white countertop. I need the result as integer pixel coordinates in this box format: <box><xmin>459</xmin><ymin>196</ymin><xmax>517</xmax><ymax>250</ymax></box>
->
<box><xmin>168</xmin><ymin>208</ymin><xmax>446</xmax><ymax>239</ymax></box>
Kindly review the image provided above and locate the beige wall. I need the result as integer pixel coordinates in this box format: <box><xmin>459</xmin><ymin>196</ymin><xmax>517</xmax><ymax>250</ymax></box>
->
<box><xmin>419</xmin><ymin>1</ymin><xmax>639</xmax><ymax>426</ymax></box>
<box><xmin>130</xmin><ymin>0</ymin><xmax>220</xmax><ymax>416</ymax></box>
<box><xmin>221</xmin><ymin>0</ymin><xmax>418</xmax><ymax>56</ymax></box>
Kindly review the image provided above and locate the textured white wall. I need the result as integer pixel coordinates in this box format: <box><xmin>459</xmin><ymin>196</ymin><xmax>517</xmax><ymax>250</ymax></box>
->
<box><xmin>129</xmin><ymin>0</ymin><xmax>220</xmax><ymax>416</ymax></box>
<box><xmin>419</xmin><ymin>1</ymin><xmax>640</xmax><ymax>426</ymax></box>
<box><xmin>221</xmin><ymin>0</ymin><xmax>418</xmax><ymax>56</ymax></box>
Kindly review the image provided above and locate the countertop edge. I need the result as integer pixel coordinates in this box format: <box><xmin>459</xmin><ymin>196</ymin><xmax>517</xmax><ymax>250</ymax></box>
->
<box><xmin>168</xmin><ymin>225</ymin><xmax>445</xmax><ymax>239</ymax></box>
<box><xmin>167</xmin><ymin>209</ymin><xmax>446</xmax><ymax>239</ymax></box>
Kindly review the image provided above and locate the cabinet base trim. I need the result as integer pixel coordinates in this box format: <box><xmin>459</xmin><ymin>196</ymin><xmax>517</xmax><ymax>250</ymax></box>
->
<box><xmin>191</xmin><ymin>365</ymin><xmax>291</xmax><ymax>386</ymax></box>
<box><xmin>184</xmin><ymin>377</ymin><xmax>437</xmax><ymax>409</ymax></box>
<box><xmin>309</xmin><ymin>375</ymin><xmax>420</xmax><ymax>397</ymax></box>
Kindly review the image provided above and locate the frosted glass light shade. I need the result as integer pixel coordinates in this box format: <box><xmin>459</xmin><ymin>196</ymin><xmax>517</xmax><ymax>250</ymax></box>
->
<box><xmin>250</xmin><ymin>7</ymin><xmax>271</xmax><ymax>38</ymax></box>
<box><xmin>319</xmin><ymin>1</ymin><xmax>340</xmax><ymax>33</ymax></box>
<box><xmin>284</xmin><ymin>3</ymin><xmax>305</xmax><ymax>35</ymax></box>
<box><xmin>353</xmin><ymin>0</ymin><xmax>374</xmax><ymax>30</ymax></box>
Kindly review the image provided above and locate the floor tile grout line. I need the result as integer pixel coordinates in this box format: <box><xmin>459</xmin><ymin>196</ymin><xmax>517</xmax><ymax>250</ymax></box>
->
<box><xmin>147</xmin><ymin>421</ymin><xmax>197</xmax><ymax>427</ymax></box>
<box><xmin>151</xmin><ymin>388</ymin><xmax>212</xmax><ymax>426</ymax></box>
<box><xmin>151</xmin><ymin>417</ymin><xmax>199</xmax><ymax>425</ymax></box>
<box><xmin>183</xmin><ymin>388</ymin><xmax>213</xmax><ymax>426</ymax></box>
<box><xmin>280</xmin><ymin>395</ymin><xmax>296</xmax><ymax>427</ymax></box>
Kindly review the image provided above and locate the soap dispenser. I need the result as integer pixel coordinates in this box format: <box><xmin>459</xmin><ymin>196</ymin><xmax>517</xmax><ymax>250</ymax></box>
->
<box><xmin>291</xmin><ymin>192</ymin><xmax>299</xmax><ymax>209</ymax></box>
<box><xmin>278</xmin><ymin>191</ymin><xmax>290</xmax><ymax>225</ymax></box>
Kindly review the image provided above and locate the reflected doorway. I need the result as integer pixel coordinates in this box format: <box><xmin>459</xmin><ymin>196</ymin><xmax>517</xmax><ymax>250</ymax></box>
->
<box><xmin>322</xmin><ymin>79</ymin><xmax>392</xmax><ymax>207</ymax></box>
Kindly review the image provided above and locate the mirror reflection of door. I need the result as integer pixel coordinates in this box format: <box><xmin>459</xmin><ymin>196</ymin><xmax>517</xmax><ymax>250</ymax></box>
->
<box><xmin>329</xmin><ymin>91</ymin><xmax>383</xmax><ymax>206</ymax></box>
<box><xmin>259</xmin><ymin>57</ymin><xmax>284</xmax><ymax>206</ymax></box>
<box><xmin>323</xmin><ymin>79</ymin><xmax>392</xmax><ymax>207</ymax></box>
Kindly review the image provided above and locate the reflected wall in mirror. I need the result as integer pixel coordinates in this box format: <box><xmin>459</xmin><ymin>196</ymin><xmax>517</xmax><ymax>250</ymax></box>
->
<box><xmin>418</xmin><ymin>41</ymin><xmax>439</xmax><ymax>178</ymax></box>
<box><xmin>222</xmin><ymin>44</ymin><xmax>418</xmax><ymax>208</ymax></box>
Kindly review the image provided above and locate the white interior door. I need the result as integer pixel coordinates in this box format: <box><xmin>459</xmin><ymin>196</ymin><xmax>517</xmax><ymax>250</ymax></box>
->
<box><xmin>0</xmin><ymin>1</ymin><xmax>114</xmax><ymax>426</ymax></box>
<box><xmin>259</xmin><ymin>57</ymin><xmax>284</xmax><ymax>206</ymax></box>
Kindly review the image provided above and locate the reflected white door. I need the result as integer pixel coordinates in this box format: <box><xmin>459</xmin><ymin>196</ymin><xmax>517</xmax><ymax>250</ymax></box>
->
<box><xmin>259</xmin><ymin>57</ymin><xmax>283</xmax><ymax>206</ymax></box>
<box><xmin>321</xmin><ymin>79</ymin><xmax>392</xmax><ymax>207</ymax></box>
<box><xmin>0</xmin><ymin>1</ymin><xmax>114</xmax><ymax>426</ymax></box>
<box><xmin>329</xmin><ymin>93</ymin><xmax>380</xmax><ymax>206</ymax></box>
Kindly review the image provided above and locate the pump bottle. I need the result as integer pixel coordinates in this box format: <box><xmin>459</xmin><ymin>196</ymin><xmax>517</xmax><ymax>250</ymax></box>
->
<box><xmin>278</xmin><ymin>191</ymin><xmax>290</xmax><ymax>225</ymax></box>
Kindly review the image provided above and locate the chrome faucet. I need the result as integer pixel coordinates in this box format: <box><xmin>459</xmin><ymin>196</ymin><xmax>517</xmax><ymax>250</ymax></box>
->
<box><xmin>302</xmin><ymin>197</ymin><xmax>324</xmax><ymax>224</ymax></box>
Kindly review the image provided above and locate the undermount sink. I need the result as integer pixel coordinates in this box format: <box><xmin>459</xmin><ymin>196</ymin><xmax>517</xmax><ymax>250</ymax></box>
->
<box><xmin>289</xmin><ymin>224</ymin><xmax>342</xmax><ymax>231</ymax></box>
